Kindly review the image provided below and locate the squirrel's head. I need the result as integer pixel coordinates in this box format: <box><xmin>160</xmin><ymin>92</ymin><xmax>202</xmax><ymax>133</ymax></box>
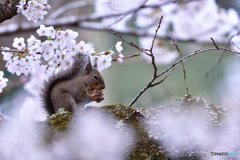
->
<box><xmin>83</xmin><ymin>57</ymin><xmax>105</xmax><ymax>102</ymax></box>
<box><xmin>86</xmin><ymin>68</ymin><xmax>105</xmax><ymax>89</ymax></box>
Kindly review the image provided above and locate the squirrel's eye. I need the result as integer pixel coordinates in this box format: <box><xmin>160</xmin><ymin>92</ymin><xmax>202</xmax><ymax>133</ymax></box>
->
<box><xmin>93</xmin><ymin>74</ymin><xmax>99</xmax><ymax>80</ymax></box>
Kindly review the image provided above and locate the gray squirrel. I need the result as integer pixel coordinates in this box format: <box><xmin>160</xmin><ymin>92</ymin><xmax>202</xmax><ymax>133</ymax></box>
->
<box><xmin>41</xmin><ymin>54</ymin><xmax>105</xmax><ymax>115</ymax></box>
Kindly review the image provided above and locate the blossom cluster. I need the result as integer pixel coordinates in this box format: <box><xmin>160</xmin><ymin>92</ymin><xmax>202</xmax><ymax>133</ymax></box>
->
<box><xmin>1</xmin><ymin>25</ymin><xmax>124</xmax><ymax>77</ymax></box>
<box><xmin>17</xmin><ymin>0</ymin><xmax>51</xmax><ymax>22</ymax></box>
<box><xmin>96</xmin><ymin>0</ymin><xmax>240</xmax><ymax>43</ymax></box>
<box><xmin>0</xmin><ymin>71</ymin><xmax>8</xmax><ymax>93</ymax></box>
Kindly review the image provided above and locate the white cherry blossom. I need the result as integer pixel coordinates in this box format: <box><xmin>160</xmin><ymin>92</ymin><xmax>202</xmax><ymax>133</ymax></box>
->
<box><xmin>76</xmin><ymin>41</ymin><xmax>86</xmax><ymax>53</ymax></box>
<box><xmin>97</xmin><ymin>54</ymin><xmax>112</xmax><ymax>72</ymax></box>
<box><xmin>45</xmin><ymin>26</ymin><xmax>56</xmax><ymax>38</ymax></box>
<box><xmin>115</xmin><ymin>41</ymin><xmax>123</xmax><ymax>53</ymax></box>
<box><xmin>42</xmin><ymin>51</ymin><xmax>53</xmax><ymax>61</ymax></box>
<box><xmin>17</xmin><ymin>0</ymin><xmax>50</xmax><ymax>23</ymax></box>
<box><xmin>61</xmin><ymin>55</ymin><xmax>74</xmax><ymax>70</ymax></box>
<box><xmin>36</xmin><ymin>25</ymin><xmax>47</xmax><ymax>36</ymax></box>
<box><xmin>2</xmin><ymin>25</ymin><xmax>124</xmax><ymax>77</ymax></box>
<box><xmin>12</xmin><ymin>37</ymin><xmax>26</xmax><ymax>50</ymax></box>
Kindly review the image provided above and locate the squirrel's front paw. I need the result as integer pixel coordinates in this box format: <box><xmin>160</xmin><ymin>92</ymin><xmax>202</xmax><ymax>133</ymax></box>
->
<box><xmin>88</xmin><ymin>88</ymin><xmax>104</xmax><ymax>102</ymax></box>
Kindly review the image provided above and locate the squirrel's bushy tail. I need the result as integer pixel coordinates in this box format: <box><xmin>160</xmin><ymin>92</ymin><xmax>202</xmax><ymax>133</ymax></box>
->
<box><xmin>41</xmin><ymin>55</ymin><xmax>89</xmax><ymax>115</ymax></box>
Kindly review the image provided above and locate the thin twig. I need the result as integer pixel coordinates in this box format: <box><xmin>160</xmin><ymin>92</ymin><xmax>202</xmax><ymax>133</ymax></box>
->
<box><xmin>195</xmin><ymin>43</ymin><xmax>206</xmax><ymax>53</ymax></box>
<box><xmin>156</xmin><ymin>47</ymin><xmax>239</xmax><ymax>80</ymax></box>
<box><xmin>126</xmin><ymin>17</ymin><xmax>163</xmax><ymax>106</ymax></box>
<box><xmin>150</xmin><ymin>17</ymin><xmax>163</xmax><ymax>53</ymax></box>
<box><xmin>0</xmin><ymin>49</ymin><xmax>28</xmax><ymax>53</ymax></box>
<box><xmin>210</xmin><ymin>37</ymin><xmax>219</xmax><ymax>49</ymax></box>
<box><xmin>112</xmin><ymin>53</ymin><xmax>140</xmax><ymax>61</ymax></box>
<box><xmin>205</xmin><ymin>32</ymin><xmax>240</xmax><ymax>77</ymax></box>
<box><xmin>111</xmin><ymin>29</ymin><xmax>150</xmax><ymax>56</ymax></box>
<box><xmin>151</xmin><ymin>63</ymin><xmax>182</xmax><ymax>87</ymax></box>
<box><xmin>128</xmin><ymin>62</ymin><xmax>182</xmax><ymax>107</ymax></box>
<box><xmin>231</xmin><ymin>42</ymin><xmax>240</xmax><ymax>50</ymax></box>
<box><xmin>149</xmin><ymin>16</ymin><xmax>163</xmax><ymax>77</ymax></box>
<box><xmin>169</xmin><ymin>37</ymin><xmax>189</xmax><ymax>95</ymax></box>
<box><xmin>128</xmin><ymin>79</ymin><xmax>153</xmax><ymax>107</ymax></box>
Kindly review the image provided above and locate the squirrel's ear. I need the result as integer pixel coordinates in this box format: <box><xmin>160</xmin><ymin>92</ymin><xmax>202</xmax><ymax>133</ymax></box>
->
<box><xmin>75</xmin><ymin>54</ymin><xmax>92</xmax><ymax>75</ymax></box>
<box><xmin>85</xmin><ymin>57</ymin><xmax>93</xmax><ymax>75</ymax></box>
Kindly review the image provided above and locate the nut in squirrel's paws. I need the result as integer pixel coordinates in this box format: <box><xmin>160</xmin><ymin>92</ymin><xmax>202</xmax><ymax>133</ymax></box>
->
<box><xmin>88</xmin><ymin>88</ymin><xmax>104</xmax><ymax>102</ymax></box>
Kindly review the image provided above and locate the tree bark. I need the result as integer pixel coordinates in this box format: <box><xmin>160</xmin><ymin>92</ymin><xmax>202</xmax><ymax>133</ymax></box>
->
<box><xmin>0</xmin><ymin>0</ymin><xmax>19</xmax><ymax>23</ymax></box>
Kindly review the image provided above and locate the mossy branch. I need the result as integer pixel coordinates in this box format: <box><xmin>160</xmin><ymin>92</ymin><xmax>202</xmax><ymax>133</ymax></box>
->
<box><xmin>0</xmin><ymin>98</ymin><xmax>238</xmax><ymax>159</ymax></box>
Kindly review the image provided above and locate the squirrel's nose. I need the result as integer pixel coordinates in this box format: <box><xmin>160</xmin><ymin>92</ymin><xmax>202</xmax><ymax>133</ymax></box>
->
<box><xmin>101</xmin><ymin>85</ymin><xmax>105</xmax><ymax>89</ymax></box>
<box><xmin>99</xmin><ymin>84</ymin><xmax>105</xmax><ymax>90</ymax></box>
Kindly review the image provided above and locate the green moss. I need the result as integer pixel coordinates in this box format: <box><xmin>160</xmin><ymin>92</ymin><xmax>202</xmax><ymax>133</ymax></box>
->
<box><xmin>100</xmin><ymin>104</ymin><xmax>165</xmax><ymax>159</ymax></box>
<box><xmin>45</xmin><ymin>108</ymin><xmax>73</xmax><ymax>133</ymax></box>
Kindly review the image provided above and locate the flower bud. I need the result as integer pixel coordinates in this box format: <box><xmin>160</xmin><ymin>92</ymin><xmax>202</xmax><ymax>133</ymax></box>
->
<box><xmin>117</xmin><ymin>58</ymin><xmax>123</xmax><ymax>63</ymax></box>
<box><xmin>116</xmin><ymin>53</ymin><xmax>124</xmax><ymax>59</ymax></box>
<box><xmin>46</xmin><ymin>5</ymin><xmax>51</xmax><ymax>10</ymax></box>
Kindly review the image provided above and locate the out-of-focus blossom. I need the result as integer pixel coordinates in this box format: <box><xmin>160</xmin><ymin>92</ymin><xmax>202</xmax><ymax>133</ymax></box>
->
<box><xmin>95</xmin><ymin>0</ymin><xmax>146</xmax><ymax>15</ymax></box>
<box><xmin>20</xmin><ymin>71</ymin><xmax>49</xmax><ymax>121</ymax></box>
<box><xmin>0</xmin><ymin>71</ymin><xmax>8</xmax><ymax>93</ymax></box>
<box><xmin>94</xmin><ymin>0</ymin><xmax>240</xmax><ymax>44</ymax></box>
<box><xmin>145</xmin><ymin>97</ymin><xmax>240</xmax><ymax>159</ymax></box>
<box><xmin>139</xmin><ymin>37</ymin><xmax>178</xmax><ymax>65</ymax></box>
<box><xmin>135</xmin><ymin>8</ymin><xmax>156</xmax><ymax>28</ymax></box>
<box><xmin>17</xmin><ymin>0</ymin><xmax>50</xmax><ymax>23</ymax></box>
<box><xmin>165</xmin><ymin>0</ymin><xmax>239</xmax><ymax>42</ymax></box>
<box><xmin>94</xmin><ymin>0</ymin><xmax>146</xmax><ymax>29</ymax></box>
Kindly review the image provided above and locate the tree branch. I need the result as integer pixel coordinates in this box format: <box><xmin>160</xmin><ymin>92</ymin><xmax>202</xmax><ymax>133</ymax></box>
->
<box><xmin>111</xmin><ymin>17</ymin><xmax>240</xmax><ymax>107</ymax></box>
<box><xmin>0</xmin><ymin>0</ymin><xmax>19</xmax><ymax>23</ymax></box>
<box><xmin>48</xmin><ymin>1</ymin><xmax>93</xmax><ymax>19</ymax></box>
<box><xmin>128</xmin><ymin>47</ymin><xmax>239</xmax><ymax>107</ymax></box>
<box><xmin>151</xmin><ymin>63</ymin><xmax>182</xmax><ymax>87</ymax></box>
<box><xmin>0</xmin><ymin>0</ymin><xmax>199</xmax><ymax>38</ymax></box>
